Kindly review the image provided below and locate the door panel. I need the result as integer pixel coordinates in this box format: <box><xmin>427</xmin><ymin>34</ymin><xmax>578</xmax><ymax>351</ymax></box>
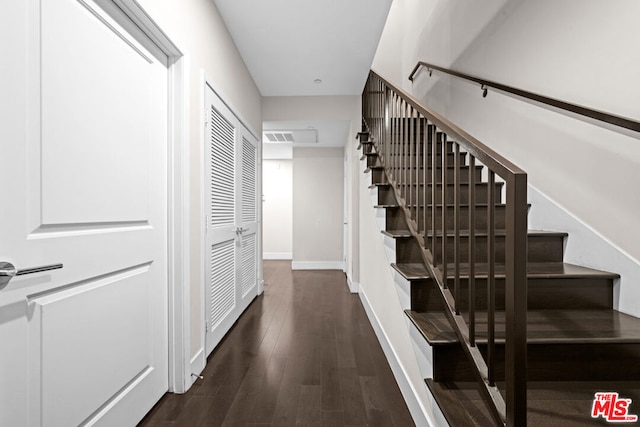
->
<box><xmin>1</xmin><ymin>1</ymin><xmax>168</xmax><ymax>426</ymax></box>
<box><xmin>41</xmin><ymin>0</ymin><xmax>155</xmax><ymax>225</ymax></box>
<box><xmin>239</xmin><ymin>133</ymin><xmax>259</xmax><ymax>309</ymax></box>
<box><xmin>204</xmin><ymin>86</ymin><xmax>259</xmax><ymax>356</ymax></box>
<box><xmin>205</xmin><ymin>88</ymin><xmax>238</xmax><ymax>356</ymax></box>
<box><xmin>241</xmin><ymin>233</ymin><xmax>257</xmax><ymax>298</ymax></box>
<box><xmin>209</xmin><ymin>240</ymin><xmax>237</xmax><ymax>331</ymax></box>
<box><xmin>209</xmin><ymin>106</ymin><xmax>236</xmax><ymax>228</ymax></box>
<box><xmin>31</xmin><ymin>266</ymin><xmax>152</xmax><ymax>427</ymax></box>
<box><xmin>241</xmin><ymin>136</ymin><xmax>258</xmax><ymax>225</ymax></box>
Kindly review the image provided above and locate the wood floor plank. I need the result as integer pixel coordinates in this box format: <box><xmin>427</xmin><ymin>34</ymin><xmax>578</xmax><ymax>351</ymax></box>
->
<box><xmin>138</xmin><ymin>392</ymin><xmax>189</xmax><ymax>425</ymax></box>
<box><xmin>321</xmin><ymin>410</ymin><xmax>345</xmax><ymax>426</ymax></box>
<box><xmin>295</xmin><ymin>385</ymin><xmax>322</xmax><ymax>426</ymax></box>
<box><xmin>247</xmin><ymin>357</ymin><xmax>287</xmax><ymax>424</ymax></box>
<box><xmin>335</xmin><ymin>319</ymin><xmax>358</xmax><ymax>369</ymax></box>
<box><xmin>337</xmin><ymin>368</ymin><xmax>368</xmax><ymax>425</ymax></box>
<box><xmin>351</xmin><ymin>329</ymin><xmax>377</xmax><ymax>377</ymax></box>
<box><xmin>270</xmin><ymin>365</ymin><xmax>303</xmax><ymax>426</ymax></box>
<box><xmin>139</xmin><ymin>261</ymin><xmax>413</xmax><ymax>427</ymax></box>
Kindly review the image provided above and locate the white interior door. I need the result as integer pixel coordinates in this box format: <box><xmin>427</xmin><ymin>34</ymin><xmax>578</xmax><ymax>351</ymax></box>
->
<box><xmin>0</xmin><ymin>1</ymin><xmax>169</xmax><ymax>426</ymax></box>
<box><xmin>205</xmin><ymin>86</ymin><xmax>259</xmax><ymax>356</ymax></box>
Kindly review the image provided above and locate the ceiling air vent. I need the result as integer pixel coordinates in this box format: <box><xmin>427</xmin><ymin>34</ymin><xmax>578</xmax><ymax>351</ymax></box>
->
<box><xmin>263</xmin><ymin>129</ymin><xmax>317</xmax><ymax>144</ymax></box>
<box><xmin>264</xmin><ymin>131</ymin><xmax>294</xmax><ymax>143</ymax></box>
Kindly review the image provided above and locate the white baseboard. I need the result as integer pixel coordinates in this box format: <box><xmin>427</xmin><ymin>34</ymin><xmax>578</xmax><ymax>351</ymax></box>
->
<box><xmin>189</xmin><ymin>348</ymin><xmax>205</xmax><ymax>388</ymax></box>
<box><xmin>346</xmin><ymin>273</ymin><xmax>360</xmax><ymax>293</ymax></box>
<box><xmin>291</xmin><ymin>261</ymin><xmax>345</xmax><ymax>270</ymax></box>
<box><xmin>263</xmin><ymin>252</ymin><xmax>293</xmax><ymax>260</ymax></box>
<box><xmin>358</xmin><ymin>287</ymin><xmax>433</xmax><ymax>427</ymax></box>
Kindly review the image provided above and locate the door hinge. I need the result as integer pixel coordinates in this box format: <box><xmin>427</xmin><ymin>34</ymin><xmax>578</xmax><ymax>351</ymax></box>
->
<box><xmin>205</xmin><ymin>320</ymin><xmax>209</xmax><ymax>333</ymax></box>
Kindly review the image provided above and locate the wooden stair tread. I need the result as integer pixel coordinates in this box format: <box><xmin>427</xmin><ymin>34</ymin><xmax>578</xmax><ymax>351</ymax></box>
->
<box><xmin>364</xmin><ymin>165</ymin><xmax>384</xmax><ymax>173</ymax></box>
<box><xmin>427</xmin><ymin>379</ymin><xmax>640</xmax><ymax>426</ymax></box>
<box><xmin>450</xmin><ymin>262</ymin><xmax>619</xmax><ymax>279</ymax></box>
<box><xmin>425</xmin><ymin>229</ymin><xmax>568</xmax><ymax>239</ymax></box>
<box><xmin>398</xmin><ymin>182</ymin><xmax>503</xmax><ymax>188</ymax></box>
<box><xmin>406</xmin><ymin>308</ymin><xmax>640</xmax><ymax>345</ymax></box>
<box><xmin>368</xmin><ymin>182</ymin><xmax>392</xmax><ymax>189</ymax></box>
<box><xmin>391</xmin><ymin>262</ymin><xmax>429</xmax><ymax>280</ymax></box>
<box><xmin>368</xmin><ymin>196</ymin><xmax>525</xmax><ymax>210</ymax></box>
<box><xmin>374</xmin><ymin>202</ymin><xmax>518</xmax><ymax>210</ymax></box>
<box><xmin>360</xmin><ymin>152</ymin><xmax>378</xmax><ymax>161</ymax></box>
<box><xmin>393</xmin><ymin>261</ymin><xmax>619</xmax><ymax>280</ymax></box>
<box><xmin>382</xmin><ymin>229</ymin><xmax>412</xmax><ymax>238</ymax></box>
<box><xmin>398</xmin><ymin>164</ymin><xmax>481</xmax><ymax>170</ymax></box>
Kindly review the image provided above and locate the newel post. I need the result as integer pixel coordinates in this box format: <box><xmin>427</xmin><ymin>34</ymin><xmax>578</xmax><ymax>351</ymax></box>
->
<box><xmin>505</xmin><ymin>172</ymin><xmax>528</xmax><ymax>426</ymax></box>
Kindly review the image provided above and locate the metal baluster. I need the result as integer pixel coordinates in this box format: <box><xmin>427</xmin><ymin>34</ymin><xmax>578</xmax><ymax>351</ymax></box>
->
<box><xmin>385</xmin><ymin>86</ymin><xmax>391</xmax><ymax>170</ymax></box>
<box><xmin>393</xmin><ymin>94</ymin><xmax>398</xmax><ymax>181</ymax></box>
<box><xmin>488</xmin><ymin>170</ymin><xmax>496</xmax><ymax>386</ymax></box>
<box><xmin>396</xmin><ymin>96</ymin><xmax>400</xmax><ymax>183</ymax></box>
<box><xmin>401</xmin><ymin>100</ymin><xmax>406</xmax><ymax>199</ymax></box>
<box><xmin>416</xmin><ymin>115</ymin><xmax>421</xmax><ymax>229</ymax></box>
<box><xmin>408</xmin><ymin>108</ymin><xmax>414</xmax><ymax>218</ymax></box>
<box><xmin>403</xmin><ymin>103</ymin><xmax>408</xmax><ymax>200</ymax></box>
<box><xmin>469</xmin><ymin>155</ymin><xmax>476</xmax><ymax>346</ymax></box>
<box><xmin>431</xmin><ymin>125</ymin><xmax>437</xmax><ymax>264</ymax></box>
<box><xmin>423</xmin><ymin>121</ymin><xmax>428</xmax><ymax>248</ymax></box>
<box><xmin>441</xmin><ymin>132</ymin><xmax>448</xmax><ymax>288</ymax></box>
<box><xmin>388</xmin><ymin>92</ymin><xmax>393</xmax><ymax>177</ymax></box>
<box><xmin>454</xmin><ymin>143</ymin><xmax>461</xmax><ymax>314</ymax></box>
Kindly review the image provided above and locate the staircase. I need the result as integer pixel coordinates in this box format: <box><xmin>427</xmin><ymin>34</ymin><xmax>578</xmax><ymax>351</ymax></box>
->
<box><xmin>359</xmin><ymin>71</ymin><xmax>640</xmax><ymax>426</ymax></box>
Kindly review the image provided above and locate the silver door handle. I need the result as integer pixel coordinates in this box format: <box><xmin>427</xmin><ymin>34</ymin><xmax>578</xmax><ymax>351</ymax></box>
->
<box><xmin>235</xmin><ymin>227</ymin><xmax>249</xmax><ymax>235</ymax></box>
<box><xmin>0</xmin><ymin>261</ymin><xmax>63</xmax><ymax>278</ymax></box>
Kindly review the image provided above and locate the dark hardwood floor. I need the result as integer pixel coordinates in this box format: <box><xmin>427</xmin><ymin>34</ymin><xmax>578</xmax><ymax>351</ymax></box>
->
<box><xmin>139</xmin><ymin>260</ymin><xmax>415</xmax><ymax>426</ymax></box>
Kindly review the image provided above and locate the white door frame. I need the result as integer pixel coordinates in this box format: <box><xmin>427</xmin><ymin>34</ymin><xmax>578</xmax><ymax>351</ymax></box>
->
<box><xmin>109</xmin><ymin>0</ymin><xmax>191</xmax><ymax>394</ymax></box>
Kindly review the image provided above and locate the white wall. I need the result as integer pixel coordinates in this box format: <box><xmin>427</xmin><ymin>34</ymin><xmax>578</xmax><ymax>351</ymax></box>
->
<box><xmin>263</xmin><ymin>160</ymin><xmax>293</xmax><ymax>259</ymax></box>
<box><xmin>136</xmin><ymin>0</ymin><xmax>262</xmax><ymax>372</ymax></box>
<box><xmin>373</xmin><ymin>0</ymin><xmax>640</xmax><ymax>311</ymax></box>
<box><xmin>292</xmin><ymin>148</ymin><xmax>344</xmax><ymax>269</ymax></box>
<box><xmin>357</xmin><ymin>153</ymin><xmax>436</xmax><ymax>426</ymax></box>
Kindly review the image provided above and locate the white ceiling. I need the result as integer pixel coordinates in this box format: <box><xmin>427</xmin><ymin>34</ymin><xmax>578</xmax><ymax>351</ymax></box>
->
<box><xmin>213</xmin><ymin>0</ymin><xmax>393</xmax><ymax>97</ymax></box>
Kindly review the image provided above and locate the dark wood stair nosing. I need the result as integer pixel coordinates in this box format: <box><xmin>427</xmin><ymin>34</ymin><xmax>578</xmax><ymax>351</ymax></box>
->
<box><xmin>425</xmin><ymin>379</ymin><xmax>485</xmax><ymax>427</ymax></box>
<box><xmin>393</xmin><ymin>261</ymin><xmax>619</xmax><ymax>281</ymax></box>
<box><xmin>382</xmin><ymin>229</ymin><xmax>412</xmax><ymax>239</ymax></box>
<box><xmin>408</xmin><ymin>308</ymin><xmax>640</xmax><ymax>343</ymax></box>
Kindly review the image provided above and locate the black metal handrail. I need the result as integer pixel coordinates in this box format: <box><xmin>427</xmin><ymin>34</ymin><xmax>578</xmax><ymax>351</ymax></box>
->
<box><xmin>409</xmin><ymin>61</ymin><xmax>640</xmax><ymax>134</ymax></box>
<box><xmin>363</xmin><ymin>69</ymin><xmax>528</xmax><ymax>426</ymax></box>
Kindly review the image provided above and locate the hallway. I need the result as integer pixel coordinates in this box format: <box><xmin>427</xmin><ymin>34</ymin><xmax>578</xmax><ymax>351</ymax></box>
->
<box><xmin>140</xmin><ymin>261</ymin><xmax>414</xmax><ymax>426</ymax></box>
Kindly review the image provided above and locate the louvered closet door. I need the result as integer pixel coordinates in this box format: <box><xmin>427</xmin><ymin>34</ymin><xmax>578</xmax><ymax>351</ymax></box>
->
<box><xmin>238</xmin><ymin>132</ymin><xmax>259</xmax><ymax>313</ymax></box>
<box><xmin>204</xmin><ymin>85</ymin><xmax>259</xmax><ymax>356</ymax></box>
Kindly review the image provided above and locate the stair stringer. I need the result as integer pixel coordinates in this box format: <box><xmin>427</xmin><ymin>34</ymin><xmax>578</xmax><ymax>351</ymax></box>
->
<box><xmin>359</xmin><ymin>157</ymin><xmax>448</xmax><ymax>427</ymax></box>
